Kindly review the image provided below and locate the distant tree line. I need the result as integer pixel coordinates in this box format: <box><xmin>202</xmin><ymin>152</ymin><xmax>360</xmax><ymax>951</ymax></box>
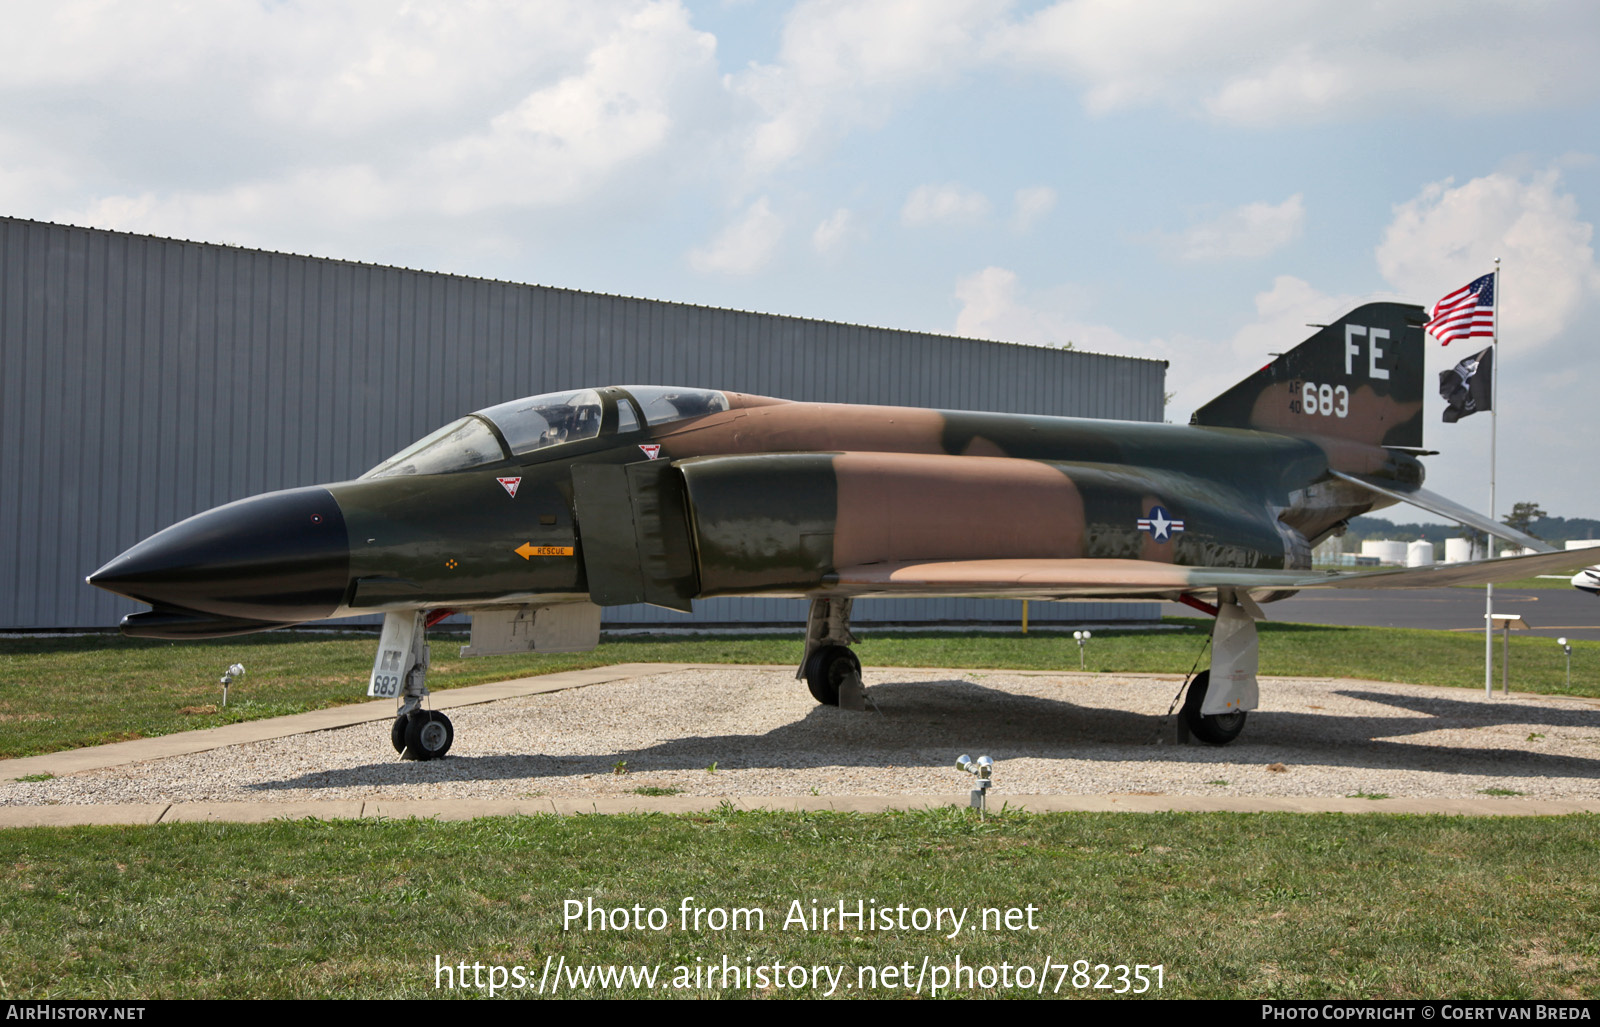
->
<box><xmin>1335</xmin><ymin>502</ymin><xmax>1598</xmax><ymax>557</ymax></box>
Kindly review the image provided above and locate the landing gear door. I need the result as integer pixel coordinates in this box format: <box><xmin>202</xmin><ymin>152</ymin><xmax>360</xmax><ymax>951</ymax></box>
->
<box><xmin>571</xmin><ymin>462</ymin><xmax>699</xmax><ymax>611</ymax></box>
<box><xmin>1205</xmin><ymin>600</ymin><xmax>1260</xmax><ymax>714</ymax></box>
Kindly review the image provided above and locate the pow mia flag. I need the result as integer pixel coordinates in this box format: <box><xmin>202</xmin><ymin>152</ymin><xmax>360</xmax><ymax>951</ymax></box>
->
<box><xmin>1439</xmin><ymin>345</ymin><xmax>1493</xmax><ymax>423</ymax></box>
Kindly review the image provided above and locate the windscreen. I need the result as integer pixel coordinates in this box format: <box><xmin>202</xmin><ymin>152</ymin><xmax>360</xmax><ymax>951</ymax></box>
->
<box><xmin>360</xmin><ymin>416</ymin><xmax>506</xmax><ymax>479</ymax></box>
<box><xmin>475</xmin><ymin>389</ymin><xmax>604</xmax><ymax>456</ymax></box>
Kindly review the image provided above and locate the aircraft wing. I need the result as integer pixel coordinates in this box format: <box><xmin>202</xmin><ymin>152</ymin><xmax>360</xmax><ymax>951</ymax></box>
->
<box><xmin>1328</xmin><ymin>470</ymin><xmax>1555</xmax><ymax>553</ymax></box>
<box><xmin>823</xmin><ymin>547</ymin><xmax>1600</xmax><ymax>600</ymax></box>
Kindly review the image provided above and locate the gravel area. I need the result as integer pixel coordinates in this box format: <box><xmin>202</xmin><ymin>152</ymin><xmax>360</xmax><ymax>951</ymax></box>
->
<box><xmin>5</xmin><ymin>668</ymin><xmax>1600</xmax><ymax>806</ymax></box>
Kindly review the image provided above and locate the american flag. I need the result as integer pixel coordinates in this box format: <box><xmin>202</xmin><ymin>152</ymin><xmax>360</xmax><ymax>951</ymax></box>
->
<box><xmin>1426</xmin><ymin>272</ymin><xmax>1495</xmax><ymax>346</ymax></box>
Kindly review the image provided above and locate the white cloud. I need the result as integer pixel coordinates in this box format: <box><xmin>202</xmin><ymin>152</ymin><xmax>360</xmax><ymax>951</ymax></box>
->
<box><xmin>714</xmin><ymin>2</ymin><xmax>1600</xmax><ymax>192</ymax></box>
<box><xmin>1010</xmin><ymin>186</ymin><xmax>1057</xmax><ymax>233</ymax></box>
<box><xmin>689</xmin><ymin>196</ymin><xmax>785</xmax><ymax>274</ymax></box>
<box><xmin>728</xmin><ymin>0</ymin><xmax>1009</xmax><ymax>173</ymax></box>
<box><xmin>812</xmin><ymin>207</ymin><xmax>857</xmax><ymax>254</ymax></box>
<box><xmin>993</xmin><ymin>1</ymin><xmax>1600</xmax><ymax>125</ymax></box>
<box><xmin>951</xmin><ymin>268</ymin><xmax>1383</xmax><ymax>418</ymax></box>
<box><xmin>24</xmin><ymin>2</ymin><xmax>723</xmax><ymax>252</ymax></box>
<box><xmin>421</xmin><ymin>3</ymin><xmax>716</xmax><ymax>215</ymax></box>
<box><xmin>901</xmin><ymin>183</ymin><xmax>991</xmax><ymax>227</ymax></box>
<box><xmin>1165</xmin><ymin>194</ymin><xmax>1304</xmax><ymax>261</ymax></box>
<box><xmin>1225</xmin><ymin>275</ymin><xmax>1363</xmax><ymax>361</ymax></box>
<box><xmin>1376</xmin><ymin>169</ymin><xmax>1600</xmax><ymax>349</ymax></box>
<box><xmin>953</xmin><ymin>266</ymin><xmax>1140</xmax><ymax>353</ymax></box>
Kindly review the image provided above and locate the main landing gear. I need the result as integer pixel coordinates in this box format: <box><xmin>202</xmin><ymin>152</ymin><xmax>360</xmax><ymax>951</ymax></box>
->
<box><xmin>1179</xmin><ymin>670</ymin><xmax>1247</xmax><ymax>745</ymax></box>
<box><xmin>371</xmin><ymin>611</ymin><xmax>455</xmax><ymax>761</ymax></box>
<box><xmin>794</xmin><ymin>593</ymin><xmax>1261</xmax><ymax>746</ymax></box>
<box><xmin>1174</xmin><ymin>589</ymin><xmax>1263</xmax><ymax>746</ymax></box>
<box><xmin>799</xmin><ymin>598</ymin><xmax>863</xmax><ymax>707</ymax></box>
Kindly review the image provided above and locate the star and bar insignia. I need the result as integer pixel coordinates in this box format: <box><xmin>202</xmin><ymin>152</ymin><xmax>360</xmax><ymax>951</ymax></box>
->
<box><xmin>1137</xmin><ymin>505</ymin><xmax>1185</xmax><ymax>542</ymax></box>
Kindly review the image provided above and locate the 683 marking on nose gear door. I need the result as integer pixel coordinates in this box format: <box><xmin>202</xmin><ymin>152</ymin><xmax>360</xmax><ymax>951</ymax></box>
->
<box><xmin>369</xmin><ymin>647</ymin><xmax>404</xmax><ymax>697</ymax></box>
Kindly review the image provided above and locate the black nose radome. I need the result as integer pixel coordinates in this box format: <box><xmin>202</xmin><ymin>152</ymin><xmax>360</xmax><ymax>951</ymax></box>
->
<box><xmin>88</xmin><ymin>486</ymin><xmax>350</xmax><ymax>624</ymax></box>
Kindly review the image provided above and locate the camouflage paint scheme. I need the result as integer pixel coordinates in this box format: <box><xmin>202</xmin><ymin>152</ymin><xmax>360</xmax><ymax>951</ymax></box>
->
<box><xmin>88</xmin><ymin>301</ymin><xmax>1596</xmax><ymax>640</ymax></box>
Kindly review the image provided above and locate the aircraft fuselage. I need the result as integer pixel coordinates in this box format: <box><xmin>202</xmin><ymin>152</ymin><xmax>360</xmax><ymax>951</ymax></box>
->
<box><xmin>89</xmin><ymin>387</ymin><xmax>1418</xmax><ymax>638</ymax></box>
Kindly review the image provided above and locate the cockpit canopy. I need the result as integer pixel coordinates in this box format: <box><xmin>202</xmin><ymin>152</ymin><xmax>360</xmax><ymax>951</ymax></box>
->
<box><xmin>360</xmin><ymin>385</ymin><xmax>729</xmax><ymax>479</ymax></box>
<box><xmin>479</xmin><ymin>388</ymin><xmax>605</xmax><ymax>455</ymax></box>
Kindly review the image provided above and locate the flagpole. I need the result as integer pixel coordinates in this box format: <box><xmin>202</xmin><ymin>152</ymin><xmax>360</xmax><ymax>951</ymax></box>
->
<box><xmin>1485</xmin><ymin>257</ymin><xmax>1500</xmax><ymax>697</ymax></box>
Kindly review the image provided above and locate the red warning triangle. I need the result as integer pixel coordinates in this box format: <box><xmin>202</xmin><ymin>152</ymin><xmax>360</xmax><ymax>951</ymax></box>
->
<box><xmin>497</xmin><ymin>476</ymin><xmax>521</xmax><ymax>498</ymax></box>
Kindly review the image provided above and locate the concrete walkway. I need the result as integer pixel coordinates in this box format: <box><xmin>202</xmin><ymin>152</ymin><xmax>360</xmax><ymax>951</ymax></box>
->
<box><xmin>4</xmin><ymin>663</ymin><xmax>1600</xmax><ymax>827</ymax></box>
<box><xmin>5</xmin><ymin>793</ymin><xmax>1600</xmax><ymax>828</ymax></box>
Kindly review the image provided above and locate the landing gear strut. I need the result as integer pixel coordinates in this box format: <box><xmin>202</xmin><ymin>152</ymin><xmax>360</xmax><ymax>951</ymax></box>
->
<box><xmin>799</xmin><ymin>598</ymin><xmax>862</xmax><ymax>707</ymax></box>
<box><xmin>371</xmin><ymin>611</ymin><xmax>455</xmax><ymax>761</ymax></box>
<box><xmin>1175</xmin><ymin>589</ymin><xmax>1262</xmax><ymax>746</ymax></box>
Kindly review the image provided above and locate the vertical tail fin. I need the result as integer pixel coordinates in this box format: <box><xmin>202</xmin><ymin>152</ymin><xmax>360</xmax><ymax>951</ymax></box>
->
<box><xmin>1191</xmin><ymin>302</ymin><xmax>1429</xmax><ymax>448</ymax></box>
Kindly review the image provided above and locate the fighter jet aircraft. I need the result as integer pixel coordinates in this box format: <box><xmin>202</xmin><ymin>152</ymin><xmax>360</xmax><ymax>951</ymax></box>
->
<box><xmin>87</xmin><ymin>301</ymin><xmax>1598</xmax><ymax>759</ymax></box>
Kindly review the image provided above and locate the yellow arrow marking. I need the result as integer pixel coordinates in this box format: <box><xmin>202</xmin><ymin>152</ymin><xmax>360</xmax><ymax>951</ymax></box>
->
<box><xmin>516</xmin><ymin>543</ymin><xmax>573</xmax><ymax>559</ymax></box>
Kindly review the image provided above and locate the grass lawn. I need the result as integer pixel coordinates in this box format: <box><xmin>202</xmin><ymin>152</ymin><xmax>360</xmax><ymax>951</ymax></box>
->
<box><xmin>1</xmin><ymin>810</ymin><xmax>1596</xmax><ymax>1000</ymax></box>
<box><xmin>2</xmin><ymin>620</ymin><xmax>1596</xmax><ymax>761</ymax></box>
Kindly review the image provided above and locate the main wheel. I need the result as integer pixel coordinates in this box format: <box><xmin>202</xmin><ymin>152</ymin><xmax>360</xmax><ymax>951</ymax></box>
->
<box><xmin>803</xmin><ymin>645</ymin><xmax>861</xmax><ymax>706</ymax></box>
<box><xmin>1180</xmin><ymin>670</ymin><xmax>1247</xmax><ymax>745</ymax></box>
<box><xmin>401</xmin><ymin>709</ymin><xmax>454</xmax><ymax>760</ymax></box>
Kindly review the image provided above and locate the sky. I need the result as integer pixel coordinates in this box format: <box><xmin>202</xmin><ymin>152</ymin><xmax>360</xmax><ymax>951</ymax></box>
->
<box><xmin>3</xmin><ymin>0</ymin><xmax>1598</xmax><ymax>521</ymax></box>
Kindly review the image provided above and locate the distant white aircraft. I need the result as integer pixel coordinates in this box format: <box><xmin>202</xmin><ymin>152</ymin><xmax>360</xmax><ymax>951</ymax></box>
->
<box><xmin>1574</xmin><ymin>567</ymin><xmax>1600</xmax><ymax>597</ymax></box>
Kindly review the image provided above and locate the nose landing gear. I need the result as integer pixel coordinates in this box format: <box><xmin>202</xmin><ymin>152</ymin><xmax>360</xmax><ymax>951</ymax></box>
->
<box><xmin>371</xmin><ymin>610</ymin><xmax>456</xmax><ymax>761</ymax></box>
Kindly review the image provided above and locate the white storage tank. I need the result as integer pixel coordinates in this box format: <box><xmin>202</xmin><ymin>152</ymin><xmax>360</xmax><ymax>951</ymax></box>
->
<box><xmin>1444</xmin><ymin>538</ymin><xmax>1479</xmax><ymax>564</ymax></box>
<box><xmin>1407</xmin><ymin>540</ymin><xmax>1435</xmax><ymax>567</ymax></box>
<box><xmin>1362</xmin><ymin>539</ymin><xmax>1408</xmax><ymax>566</ymax></box>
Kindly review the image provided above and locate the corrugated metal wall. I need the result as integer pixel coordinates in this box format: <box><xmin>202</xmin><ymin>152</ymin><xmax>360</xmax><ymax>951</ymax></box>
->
<box><xmin>0</xmin><ymin>217</ymin><xmax>1166</xmax><ymax>629</ymax></box>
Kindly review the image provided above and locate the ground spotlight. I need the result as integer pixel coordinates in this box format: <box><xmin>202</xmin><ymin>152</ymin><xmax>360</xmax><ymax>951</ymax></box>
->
<box><xmin>220</xmin><ymin>663</ymin><xmax>244</xmax><ymax>707</ymax></box>
<box><xmin>956</xmin><ymin>753</ymin><xmax>995</xmax><ymax>816</ymax></box>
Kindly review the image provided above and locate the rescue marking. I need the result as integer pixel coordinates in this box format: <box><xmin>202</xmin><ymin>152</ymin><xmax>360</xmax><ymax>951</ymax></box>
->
<box><xmin>639</xmin><ymin>444</ymin><xmax>662</xmax><ymax>460</ymax></box>
<box><xmin>498</xmin><ymin>476</ymin><xmax>522</xmax><ymax>498</ymax></box>
<box><xmin>1137</xmin><ymin>506</ymin><xmax>1185</xmax><ymax>543</ymax></box>
<box><xmin>516</xmin><ymin>543</ymin><xmax>574</xmax><ymax>559</ymax></box>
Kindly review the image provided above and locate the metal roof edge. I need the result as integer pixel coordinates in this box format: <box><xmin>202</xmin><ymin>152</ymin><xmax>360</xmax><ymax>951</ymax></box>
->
<box><xmin>0</xmin><ymin>214</ymin><xmax>1167</xmax><ymax>368</ymax></box>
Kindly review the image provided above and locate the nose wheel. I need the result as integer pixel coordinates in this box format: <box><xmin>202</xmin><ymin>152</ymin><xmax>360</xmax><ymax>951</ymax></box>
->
<box><xmin>392</xmin><ymin>709</ymin><xmax>454</xmax><ymax>760</ymax></box>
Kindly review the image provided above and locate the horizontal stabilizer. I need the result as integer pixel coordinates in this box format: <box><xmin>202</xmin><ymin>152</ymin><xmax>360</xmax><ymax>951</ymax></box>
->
<box><xmin>1329</xmin><ymin>471</ymin><xmax>1555</xmax><ymax>553</ymax></box>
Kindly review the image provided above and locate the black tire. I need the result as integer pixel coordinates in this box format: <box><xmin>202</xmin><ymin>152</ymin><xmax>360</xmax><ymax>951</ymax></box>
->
<box><xmin>391</xmin><ymin>715</ymin><xmax>408</xmax><ymax>754</ymax></box>
<box><xmin>402</xmin><ymin>709</ymin><xmax>454</xmax><ymax>761</ymax></box>
<box><xmin>803</xmin><ymin>645</ymin><xmax>861</xmax><ymax>706</ymax></box>
<box><xmin>1180</xmin><ymin>670</ymin><xmax>1247</xmax><ymax>745</ymax></box>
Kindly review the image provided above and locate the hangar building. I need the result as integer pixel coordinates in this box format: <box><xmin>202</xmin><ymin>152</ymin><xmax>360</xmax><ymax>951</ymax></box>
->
<box><xmin>0</xmin><ymin>217</ymin><xmax>1167</xmax><ymax>631</ymax></box>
